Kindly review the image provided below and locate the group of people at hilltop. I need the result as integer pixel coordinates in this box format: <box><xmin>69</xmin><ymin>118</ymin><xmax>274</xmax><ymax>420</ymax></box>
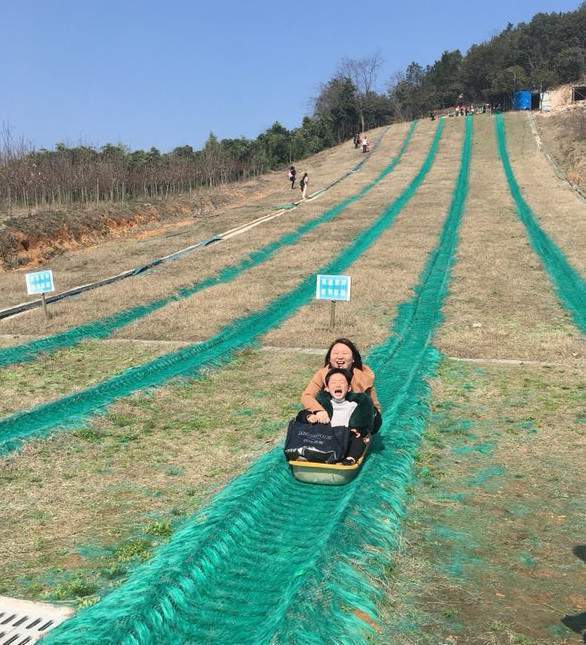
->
<box><xmin>286</xmin><ymin>338</ymin><xmax>382</xmax><ymax>465</ymax></box>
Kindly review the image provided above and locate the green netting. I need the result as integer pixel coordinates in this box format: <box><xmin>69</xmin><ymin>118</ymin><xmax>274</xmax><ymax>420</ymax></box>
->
<box><xmin>0</xmin><ymin>120</ymin><xmax>442</xmax><ymax>455</ymax></box>
<box><xmin>495</xmin><ymin>114</ymin><xmax>586</xmax><ymax>332</ymax></box>
<box><xmin>0</xmin><ymin>124</ymin><xmax>416</xmax><ymax>371</ymax></box>
<box><xmin>43</xmin><ymin>117</ymin><xmax>473</xmax><ymax>645</ymax></box>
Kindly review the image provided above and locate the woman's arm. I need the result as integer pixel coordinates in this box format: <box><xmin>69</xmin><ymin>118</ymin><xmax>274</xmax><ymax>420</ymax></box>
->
<box><xmin>300</xmin><ymin>369</ymin><xmax>326</xmax><ymax>413</ymax></box>
<box><xmin>368</xmin><ymin>384</ymin><xmax>381</xmax><ymax>412</ymax></box>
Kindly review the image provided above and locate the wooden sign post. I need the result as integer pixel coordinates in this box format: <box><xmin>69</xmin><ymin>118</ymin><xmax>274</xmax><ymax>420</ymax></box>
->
<box><xmin>316</xmin><ymin>274</ymin><xmax>351</xmax><ymax>329</ymax></box>
<box><xmin>25</xmin><ymin>270</ymin><xmax>55</xmax><ymax>322</ymax></box>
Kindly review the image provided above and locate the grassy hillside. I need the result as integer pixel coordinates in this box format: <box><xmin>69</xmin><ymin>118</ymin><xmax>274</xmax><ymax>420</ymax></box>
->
<box><xmin>0</xmin><ymin>113</ymin><xmax>583</xmax><ymax>644</ymax></box>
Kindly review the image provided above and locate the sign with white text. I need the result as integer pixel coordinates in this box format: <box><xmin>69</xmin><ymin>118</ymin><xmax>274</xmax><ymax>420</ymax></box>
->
<box><xmin>315</xmin><ymin>274</ymin><xmax>351</xmax><ymax>301</ymax></box>
<box><xmin>26</xmin><ymin>270</ymin><xmax>55</xmax><ymax>295</ymax></box>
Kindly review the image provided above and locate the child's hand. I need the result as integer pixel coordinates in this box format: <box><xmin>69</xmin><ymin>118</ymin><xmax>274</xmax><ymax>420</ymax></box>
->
<box><xmin>307</xmin><ymin>414</ymin><xmax>318</xmax><ymax>423</ymax></box>
<box><xmin>314</xmin><ymin>410</ymin><xmax>330</xmax><ymax>424</ymax></box>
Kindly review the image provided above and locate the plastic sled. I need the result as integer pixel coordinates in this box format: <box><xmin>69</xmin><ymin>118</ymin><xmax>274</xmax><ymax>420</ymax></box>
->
<box><xmin>288</xmin><ymin>445</ymin><xmax>368</xmax><ymax>486</ymax></box>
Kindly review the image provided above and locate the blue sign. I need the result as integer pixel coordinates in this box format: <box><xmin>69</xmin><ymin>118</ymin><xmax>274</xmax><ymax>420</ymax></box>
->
<box><xmin>26</xmin><ymin>269</ymin><xmax>55</xmax><ymax>295</ymax></box>
<box><xmin>316</xmin><ymin>274</ymin><xmax>351</xmax><ymax>301</ymax></box>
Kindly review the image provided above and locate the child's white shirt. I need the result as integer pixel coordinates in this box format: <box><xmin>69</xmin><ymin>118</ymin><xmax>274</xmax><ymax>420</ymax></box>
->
<box><xmin>330</xmin><ymin>398</ymin><xmax>358</xmax><ymax>428</ymax></box>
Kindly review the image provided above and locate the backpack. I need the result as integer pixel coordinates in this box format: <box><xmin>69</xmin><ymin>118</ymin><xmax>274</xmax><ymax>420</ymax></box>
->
<box><xmin>284</xmin><ymin>420</ymin><xmax>350</xmax><ymax>464</ymax></box>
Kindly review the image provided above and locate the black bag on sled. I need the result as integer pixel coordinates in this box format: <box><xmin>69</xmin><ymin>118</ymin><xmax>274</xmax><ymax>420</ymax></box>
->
<box><xmin>284</xmin><ymin>420</ymin><xmax>350</xmax><ymax>464</ymax></box>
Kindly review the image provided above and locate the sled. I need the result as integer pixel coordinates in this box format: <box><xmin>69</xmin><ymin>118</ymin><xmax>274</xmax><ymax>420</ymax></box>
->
<box><xmin>288</xmin><ymin>445</ymin><xmax>368</xmax><ymax>486</ymax></box>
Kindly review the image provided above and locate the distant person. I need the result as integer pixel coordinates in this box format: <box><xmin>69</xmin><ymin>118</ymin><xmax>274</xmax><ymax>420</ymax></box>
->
<box><xmin>300</xmin><ymin>172</ymin><xmax>309</xmax><ymax>199</ymax></box>
<box><xmin>429</xmin><ymin>111</ymin><xmax>436</xmax><ymax>121</ymax></box>
<box><xmin>362</xmin><ymin>136</ymin><xmax>369</xmax><ymax>153</ymax></box>
<box><xmin>353</xmin><ymin>133</ymin><xmax>361</xmax><ymax>149</ymax></box>
<box><xmin>288</xmin><ymin>165</ymin><xmax>296</xmax><ymax>189</ymax></box>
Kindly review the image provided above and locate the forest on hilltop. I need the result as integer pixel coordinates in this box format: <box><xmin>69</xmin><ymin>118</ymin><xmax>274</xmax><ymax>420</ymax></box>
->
<box><xmin>1</xmin><ymin>4</ymin><xmax>584</xmax><ymax>211</ymax></box>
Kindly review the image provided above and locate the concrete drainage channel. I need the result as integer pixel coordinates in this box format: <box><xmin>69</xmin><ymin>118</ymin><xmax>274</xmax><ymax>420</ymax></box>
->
<box><xmin>0</xmin><ymin>597</ymin><xmax>73</xmax><ymax>644</ymax></box>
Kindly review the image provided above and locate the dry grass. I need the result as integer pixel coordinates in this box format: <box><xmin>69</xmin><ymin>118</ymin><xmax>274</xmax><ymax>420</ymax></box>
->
<box><xmin>535</xmin><ymin>106</ymin><xmax>586</xmax><ymax>192</ymax></box>
<box><xmin>436</xmin><ymin>114</ymin><xmax>585</xmax><ymax>365</ymax></box>
<box><xmin>0</xmin><ymin>348</ymin><xmax>318</xmax><ymax>603</ymax></box>
<box><xmin>505</xmin><ymin>112</ymin><xmax>586</xmax><ymax>274</ymax></box>
<box><xmin>377</xmin><ymin>358</ymin><xmax>585</xmax><ymax>644</ymax></box>
<box><xmin>0</xmin><ymin>125</ymin><xmax>401</xmax><ymax>331</ymax></box>
<box><xmin>265</xmin><ymin>117</ymin><xmax>465</xmax><ymax>350</ymax></box>
<box><xmin>0</xmin><ymin>125</ymin><xmax>389</xmax><ymax>306</ymax></box>
<box><xmin>0</xmin><ymin>340</ymin><xmax>168</xmax><ymax>417</ymax></box>
<box><xmin>112</xmin><ymin>119</ymin><xmax>442</xmax><ymax>343</ymax></box>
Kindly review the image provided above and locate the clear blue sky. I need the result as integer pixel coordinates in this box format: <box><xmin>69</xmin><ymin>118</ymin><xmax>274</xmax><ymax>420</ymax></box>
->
<box><xmin>0</xmin><ymin>0</ymin><xmax>579</xmax><ymax>151</ymax></box>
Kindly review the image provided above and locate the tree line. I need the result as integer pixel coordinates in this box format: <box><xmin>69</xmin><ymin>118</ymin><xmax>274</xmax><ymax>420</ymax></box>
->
<box><xmin>389</xmin><ymin>3</ymin><xmax>585</xmax><ymax>119</ymax></box>
<box><xmin>1</xmin><ymin>4</ymin><xmax>584</xmax><ymax>211</ymax></box>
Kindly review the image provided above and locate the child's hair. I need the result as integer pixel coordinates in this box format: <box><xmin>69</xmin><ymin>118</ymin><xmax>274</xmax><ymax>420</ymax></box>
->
<box><xmin>325</xmin><ymin>367</ymin><xmax>352</xmax><ymax>386</ymax></box>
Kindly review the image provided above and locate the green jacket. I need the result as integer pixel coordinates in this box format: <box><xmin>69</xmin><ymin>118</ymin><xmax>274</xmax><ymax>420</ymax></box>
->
<box><xmin>315</xmin><ymin>390</ymin><xmax>374</xmax><ymax>436</ymax></box>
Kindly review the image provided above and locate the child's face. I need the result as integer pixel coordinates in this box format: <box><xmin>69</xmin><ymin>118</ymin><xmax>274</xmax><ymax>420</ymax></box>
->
<box><xmin>326</xmin><ymin>373</ymin><xmax>350</xmax><ymax>400</ymax></box>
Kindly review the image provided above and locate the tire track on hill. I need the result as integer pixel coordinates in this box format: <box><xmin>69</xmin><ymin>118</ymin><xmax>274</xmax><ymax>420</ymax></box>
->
<box><xmin>0</xmin><ymin>121</ymin><xmax>445</xmax><ymax>454</ymax></box>
<box><xmin>44</xmin><ymin>117</ymin><xmax>473</xmax><ymax>645</ymax></box>
<box><xmin>0</xmin><ymin>124</ymin><xmax>416</xmax><ymax>370</ymax></box>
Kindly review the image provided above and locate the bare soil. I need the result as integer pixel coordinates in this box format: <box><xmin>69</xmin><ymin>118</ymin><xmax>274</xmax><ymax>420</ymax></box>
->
<box><xmin>535</xmin><ymin>105</ymin><xmax>586</xmax><ymax>192</ymax></box>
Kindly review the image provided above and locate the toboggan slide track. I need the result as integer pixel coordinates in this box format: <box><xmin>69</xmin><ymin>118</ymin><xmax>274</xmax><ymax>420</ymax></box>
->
<box><xmin>0</xmin><ymin>123</ymin><xmax>416</xmax><ymax>369</ymax></box>
<box><xmin>44</xmin><ymin>117</ymin><xmax>473</xmax><ymax>644</ymax></box>
<box><xmin>0</xmin><ymin>124</ymin><xmax>389</xmax><ymax>321</ymax></box>
<box><xmin>495</xmin><ymin>114</ymin><xmax>586</xmax><ymax>333</ymax></box>
<box><xmin>0</xmin><ymin>120</ymin><xmax>445</xmax><ymax>454</ymax></box>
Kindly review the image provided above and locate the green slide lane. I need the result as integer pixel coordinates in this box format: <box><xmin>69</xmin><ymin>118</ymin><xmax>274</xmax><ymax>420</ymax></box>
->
<box><xmin>44</xmin><ymin>117</ymin><xmax>473</xmax><ymax>645</ymax></box>
<box><xmin>0</xmin><ymin>120</ymin><xmax>445</xmax><ymax>454</ymax></box>
<box><xmin>0</xmin><ymin>123</ymin><xmax>416</xmax><ymax>370</ymax></box>
<box><xmin>495</xmin><ymin>114</ymin><xmax>586</xmax><ymax>332</ymax></box>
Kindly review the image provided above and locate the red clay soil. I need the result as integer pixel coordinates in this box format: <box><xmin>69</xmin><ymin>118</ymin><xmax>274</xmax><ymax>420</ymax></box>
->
<box><xmin>0</xmin><ymin>185</ymin><xmax>252</xmax><ymax>270</ymax></box>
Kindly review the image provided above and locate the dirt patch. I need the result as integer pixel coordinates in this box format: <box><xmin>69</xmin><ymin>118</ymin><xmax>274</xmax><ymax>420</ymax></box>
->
<box><xmin>534</xmin><ymin>105</ymin><xmax>586</xmax><ymax>192</ymax></box>
<box><xmin>377</xmin><ymin>358</ymin><xmax>585</xmax><ymax>644</ymax></box>
<box><xmin>0</xmin><ymin>188</ymin><xmax>248</xmax><ymax>270</ymax></box>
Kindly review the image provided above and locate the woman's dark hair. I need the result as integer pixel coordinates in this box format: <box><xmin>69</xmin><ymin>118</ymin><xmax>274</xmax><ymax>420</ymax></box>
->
<box><xmin>324</xmin><ymin>338</ymin><xmax>363</xmax><ymax>371</ymax></box>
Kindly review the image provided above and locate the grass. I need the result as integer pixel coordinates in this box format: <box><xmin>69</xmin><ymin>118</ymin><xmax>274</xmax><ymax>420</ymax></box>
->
<box><xmin>0</xmin><ymin>348</ymin><xmax>317</xmax><ymax>605</ymax></box>
<box><xmin>436</xmin><ymin>114</ymin><xmax>584</xmax><ymax>364</ymax></box>
<box><xmin>0</xmin><ymin>124</ymin><xmax>394</xmax><ymax>312</ymax></box>
<box><xmin>504</xmin><ymin>112</ymin><xmax>586</xmax><ymax>275</ymax></box>
<box><xmin>0</xmin><ymin>340</ymin><xmax>169</xmax><ymax>416</ymax></box>
<box><xmin>376</xmin><ymin>358</ymin><xmax>585</xmax><ymax>644</ymax></box>
<box><xmin>265</xmin><ymin>117</ymin><xmax>464</xmax><ymax>349</ymax></box>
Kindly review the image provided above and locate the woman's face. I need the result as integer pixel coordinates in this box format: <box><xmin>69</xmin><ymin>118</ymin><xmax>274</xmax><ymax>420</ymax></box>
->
<box><xmin>329</xmin><ymin>343</ymin><xmax>354</xmax><ymax>370</ymax></box>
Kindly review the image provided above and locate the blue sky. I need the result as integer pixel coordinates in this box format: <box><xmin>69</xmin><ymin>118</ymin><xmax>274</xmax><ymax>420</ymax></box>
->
<box><xmin>0</xmin><ymin>0</ymin><xmax>580</xmax><ymax>151</ymax></box>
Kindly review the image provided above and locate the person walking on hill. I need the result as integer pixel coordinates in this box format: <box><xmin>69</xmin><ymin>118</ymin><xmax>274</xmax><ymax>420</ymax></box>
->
<box><xmin>288</xmin><ymin>165</ymin><xmax>296</xmax><ymax>189</ymax></box>
<box><xmin>300</xmin><ymin>172</ymin><xmax>309</xmax><ymax>199</ymax></box>
<box><xmin>361</xmin><ymin>136</ymin><xmax>369</xmax><ymax>153</ymax></box>
<box><xmin>353</xmin><ymin>133</ymin><xmax>361</xmax><ymax>149</ymax></box>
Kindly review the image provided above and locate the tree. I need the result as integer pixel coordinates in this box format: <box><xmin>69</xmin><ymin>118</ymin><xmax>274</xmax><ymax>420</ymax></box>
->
<box><xmin>338</xmin><ymin>53</ymin><xmax>384</xmax><ymax>133</ymax></box>
<box><xmin>555</xmin><ymin>47</ymin><xmax>585</xmax><ymax>82</ymax></box>
<box><xmin>314</xmin><ymin>77</ymin><xmax>359</xmax><ymax>143</ymax></box>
